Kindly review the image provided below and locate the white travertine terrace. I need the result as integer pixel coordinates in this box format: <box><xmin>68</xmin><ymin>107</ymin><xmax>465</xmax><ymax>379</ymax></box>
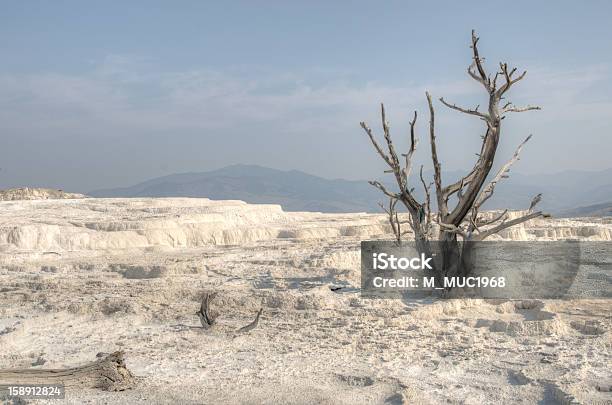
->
<box><xmin>1</xmin><ymin>198</ymin><xmax>610</xmax><ymax>258</ymax></box>
<box><xmin>0</xmin><ymin>187</ymin><xmax>87</xmax><ymax>201</ymax></box>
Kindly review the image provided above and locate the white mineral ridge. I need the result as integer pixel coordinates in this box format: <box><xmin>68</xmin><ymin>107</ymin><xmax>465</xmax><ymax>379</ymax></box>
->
<box><xmin>0</xmin><ymin>198</ymin><xmax>610</xmax><ymax>258</ymax></box>
<box><xmin>0</xmin><ymin>198</ymin><xmax>389</xmax><ymax>262</ymax></box>
<box><xmin>0</xmin><ymin>198</ymin><xmax>610</xmax><ymax>404</ymax></box>
<box><xmin>0</xmin><ymin>187</ymin><xmax>87</xmax><ymax>201</ymax></box>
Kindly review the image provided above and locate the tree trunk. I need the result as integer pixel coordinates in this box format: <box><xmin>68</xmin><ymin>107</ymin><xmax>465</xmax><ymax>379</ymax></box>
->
<box><xmin>418</xmin><ymin>231</ymin><xmax>474</xmax><ymax>291</ymax></box>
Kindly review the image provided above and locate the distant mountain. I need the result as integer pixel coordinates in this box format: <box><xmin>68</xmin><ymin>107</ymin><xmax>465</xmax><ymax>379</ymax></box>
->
<box><xmin>483</xmin><ymin>169</ymin><xmax>612</xmax><ymax>214</ymax></box>
<box><xmin>557</xmin><ymin>202</ymin><xmax>612</xmax><ymax>218</ymax></box>
<box><xmin>90</xmin><ymin>165</ymin><xmax>612</xmax><ymax>215</ymax></box>
<box><xmin>90</xmin><ymin>165</ymin><xmax>382</xmax><ymax>213</ymax></box>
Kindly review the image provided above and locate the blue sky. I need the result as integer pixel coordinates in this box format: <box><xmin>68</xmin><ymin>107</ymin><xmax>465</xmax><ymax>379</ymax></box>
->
<box><xmin>1</xmin><ymin>1</ymin><xmax>611</xmax><ymax>191</ymax></box>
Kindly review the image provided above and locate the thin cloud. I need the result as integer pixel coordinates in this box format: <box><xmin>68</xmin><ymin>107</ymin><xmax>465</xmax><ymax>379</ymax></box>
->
<box><xmin>0</xmin><ymin>57</ymin><xmax>609</xmax><ymax>170</ymax></box>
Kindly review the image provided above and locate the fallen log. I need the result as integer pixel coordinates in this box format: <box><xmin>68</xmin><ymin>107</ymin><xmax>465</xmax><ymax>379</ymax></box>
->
<box><xmin>0</xmin><ymin>351</ymin><xmax>135</xmax><ymax>391</ymax></box>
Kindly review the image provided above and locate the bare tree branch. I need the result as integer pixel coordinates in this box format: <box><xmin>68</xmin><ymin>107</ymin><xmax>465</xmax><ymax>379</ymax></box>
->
<box><xmin>439</xmin><ymin>97</ymin><xmax>490</xmax><ymax>120</ymax></box>
<box><xmin>381</xmin><ymin>103</ymin><xmax>402</xmax><ymax>172</ymax></box>
<box><xmin>476</xmin><ymin>209</ymin><xmax>508</xmax><ymax>227</ymax></box>
<box><xmin>379</xmin><ymin>197</ymin><xmax>402</xmax><ymax>243</ymax></box>
<box><xmin>419</xmin><ymin>165</ymin><xmax>433</xmax><ymax>231</ymax></box>
<box><xmin>438</xmin><ymin>222</ymin><xmax>468</xmax><ymax>239</ymax></box>
<box><xmin>468</xmin><ymin>30</ymin><xmax>490</xmax><ymax>91</ymax></box>
<box><xmin>402</xmin><ymin>111</ymin><xmax>418</xmax><ymax>181</ymax></box>
<box><xmin>368</xmin><ymin>180</ymin><xmax>397</xmax><ymax>198</ymax></box>
<box><xmin>528</xmin><ymin>193</ymin><xmax>542</xmax><ymax>212</ymax></box>
<box><xmin>475</xmin><ymin>134</ymin><xmax>533</xmax><ymax>208</ymax></box>
<box><xmin>496</xmin><ymin>62</ymin><xmax>527</xmax><ymax>97</ymax></box>
<box><xmin>362</xmin><ymin>107</ymin><xmax>422</xmax><ymax>213</ymax></box>
<box><xmin>426</xmin><ymin>91</ymin><xmax>447</xmax><ymax>218</ymax></box>
<box><xmin>235</xmin><ymin>308</ymin><xmax>263</xmax><ymax>334</ymax></box>
<box><xmin>502</xmin><ymin>104</ymin><xmax>541</xmax><ymax>114</ymax></box>
<box><xmin>468</xmin><ymin>61</ymin><xmax>487</xmax><ymax>89</ymax></box>
<box><xmin>360</xmin><ymin>122</ymin><xmax>394</xmax><ymax>168</ymax></box>
<box><xmin>442</xmin><ymin>168</ymin><xmax>479</xmax><ymax>198</ymax></box>
<box><xmin>473</xmin><ymin>211</ymin><xmax>542</xmax><ymax>241</ymax></box>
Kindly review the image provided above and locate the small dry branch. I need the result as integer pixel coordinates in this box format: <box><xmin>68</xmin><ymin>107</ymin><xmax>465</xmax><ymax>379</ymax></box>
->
<box><xmin>235</xmin><ymin>308</ymin><xmax>263</xmax><ymax>335</ymax></box>
<box><xmin>197</xmin><ymin>291</ymin><xmax>219</xmax><ymax>329</ymax></box>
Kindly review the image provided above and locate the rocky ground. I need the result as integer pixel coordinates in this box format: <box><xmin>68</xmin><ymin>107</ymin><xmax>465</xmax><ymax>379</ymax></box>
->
<box><xmin>0</xmin><ymin>198</ymin><xmax>610</xmax><ymax>404</ymax></box>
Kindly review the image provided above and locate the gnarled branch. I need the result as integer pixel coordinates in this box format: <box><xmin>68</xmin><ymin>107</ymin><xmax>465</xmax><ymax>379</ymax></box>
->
<box><xmin>476</xmin><ymin>209</ymin><xmax>509</xmax><ymax>227</ymax></box>
<box><xmin>438</xmin><ymin>222</ymin><xmax>468</xmax><ymax>239</ymax></box>
<box><xmin>419</xmin><ymin>165</ymin><xmax>433</xmax><ymax>230</ymax></box>
<box><xmin>468</xmin><ymin>30</ymin><xmax>490</xmax><ymax>91</ymax></box>
<box><xmin>379</xmin><ymin>197</ymin><xmax>402</xmax><ymax>243</ymax></box>
<box><xmin>402</xmin><ymin>111</ymin><xmax>418</xmax><ymax>181</ymax></box>
<box><xmin>502</xmin><ymin>104</ymin><xmax>542</xmax><ymax>114</ymax></box>
<box><xmin>475</xmin><ymin>134</ymin><xmax>533</xmax><ymax>208</ymax></box>
<box><xmin>369</xmin><ymin>180</ymin><xmax>398</xmax><ymax>199</ymax></box>
<box><xmin>362</xmin><ymin>107</ymin><xmax>422</xmax><ymax>213</ymax></box>
<box><xmin>473</xmin><ymin>210</ymin><xmax>542</xmax><ymax>241</ymax></box>
<box><xmin>360</xmin><ymin>122</ymin><xmax>394</xmax><ymax>168</ymax></box>
<box><xmin>439</xmin><ymin>97</ymin><xmax>490</xmax><ymax>120</ymax></box>
<box><xmin>426</xmin><ymin>91</ymin><xmax>447</xmax><ymax>218</ymax></box>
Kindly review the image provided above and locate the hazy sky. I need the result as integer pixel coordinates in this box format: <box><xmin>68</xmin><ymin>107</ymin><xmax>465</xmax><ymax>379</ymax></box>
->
<box><xmin>1</xmin><ymin>1</ymin><xmax>611</xmax><ymax>192</ymax></box>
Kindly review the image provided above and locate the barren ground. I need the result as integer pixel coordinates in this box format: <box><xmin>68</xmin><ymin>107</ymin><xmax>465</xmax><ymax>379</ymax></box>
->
<box><xmin>0</xmin><ymin>198</ymin><xmax>610</xmax><ymax>404</ymax></box>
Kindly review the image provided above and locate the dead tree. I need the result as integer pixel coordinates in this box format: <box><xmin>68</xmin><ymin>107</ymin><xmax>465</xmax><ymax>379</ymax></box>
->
<box><xmin>361</xmin><ymin>31</ymin><xmax>544</xmax><ymax>284</ymax></box>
